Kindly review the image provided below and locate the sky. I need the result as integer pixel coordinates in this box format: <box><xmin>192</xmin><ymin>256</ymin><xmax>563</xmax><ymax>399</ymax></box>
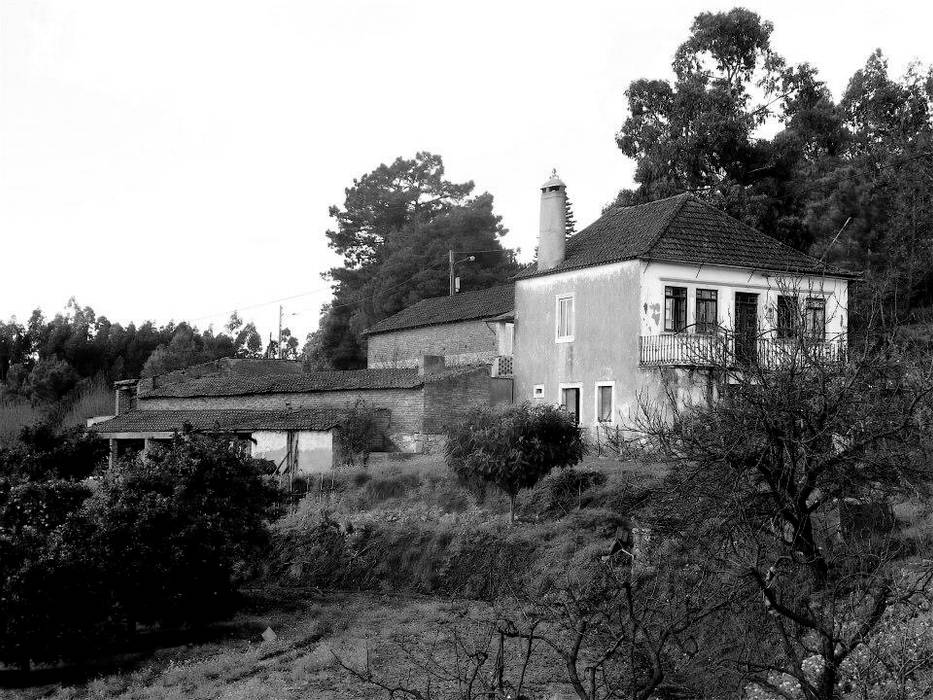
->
<box><xmin>1</xmin><ymin>0</ymin><xmax>931</xmax><ymax>342</ymax></box>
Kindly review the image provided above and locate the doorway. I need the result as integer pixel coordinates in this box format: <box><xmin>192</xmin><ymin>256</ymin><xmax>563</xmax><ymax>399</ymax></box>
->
<box><xmin>735</xmin><ymin>292</ymin><xmax>759</xmax><ymax>364</ymax></box>
<box><xmin>561</xmin><ymin>386</ymin><xmax>581</xmax><ymax>424</ymax></box>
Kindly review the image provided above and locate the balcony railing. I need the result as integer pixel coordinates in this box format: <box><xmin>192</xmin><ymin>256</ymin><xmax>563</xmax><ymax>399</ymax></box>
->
<box><xmin>491</xmin><ymin>355</ymin><xmax>514</xmax><ymax>378</ymax></box>
<box><xmin>639</xmin><ymin>332</ymin><xmax>846</xmax><ymax>369</ymax></box>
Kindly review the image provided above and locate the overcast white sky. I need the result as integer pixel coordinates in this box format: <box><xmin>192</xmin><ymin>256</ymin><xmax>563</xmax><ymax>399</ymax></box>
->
<box><xmin>1</xmin><ymin>0</ymin><xmax>930</xmax><ymax>341</ymax></box>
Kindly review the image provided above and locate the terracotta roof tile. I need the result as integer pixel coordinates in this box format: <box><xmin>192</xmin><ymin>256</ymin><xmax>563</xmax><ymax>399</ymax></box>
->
<box><xmin>364</xmin><ymin>284</ymin><xmax>514</xmax><ymax>335</ymax></box>
<box><xmin>517</xmin><ymin>194</ymin><xmax>856</xmax><ymax>279</ymax></box>
<box><xmin>91</xmin><ymin>408</ymin><xmax>343</xmax><ymax>435</ymax></box>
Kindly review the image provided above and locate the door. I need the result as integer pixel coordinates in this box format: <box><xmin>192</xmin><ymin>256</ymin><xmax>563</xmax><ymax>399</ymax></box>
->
<box><xmin>561</xmin><ymin>387</ymin><xmax>581</xmax><ymax>424</ymax></box>
<box><xmin>734</xmin><ymin>292</ymin><xmax>759</xmax><ymax>365</ymax></box>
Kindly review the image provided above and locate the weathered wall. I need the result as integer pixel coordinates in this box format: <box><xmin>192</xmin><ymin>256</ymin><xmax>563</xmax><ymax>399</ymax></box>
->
<box><xmin>513</xmin><ymin>260</ymin><xmax>644</xmax><ymax>426</ymax></box>
<box><xmin>422</xmin><ymin>368</ymin><xmax>511</xmax><ymax>435</ymax></box>
<box><xmin>138</xmin><ymin>388</ymin><xmax>425</xmax><ymax>442</ymax></box>
<box><xmin>251</xmin><ymin>430</ymin><xmax>334</xmax><ymax>473</ymax></box>
<box><xmin>367</xmin><ymin>321</ymin><xmax>498</xmax><ymax>368</ymax></box>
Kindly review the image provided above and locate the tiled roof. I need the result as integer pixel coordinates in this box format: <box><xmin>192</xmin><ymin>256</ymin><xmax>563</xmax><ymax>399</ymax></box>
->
<box><xmin>518</xmin><ymin>194</ymin><xmax>856</xmax><ymax>279</ymax></box>
<box><xmin>138</xmin><ymin>365</ymin><xmax>488</xmax><ymax>399</ymax></box>
<box><xmin>140</xmin><ymin>369</ymin><xmax>427</xmax><ymax>399</ymax></box>
<box><xmin>91</xmin><ymin>408</ymin><xmax>343</xmax><ymax>435</ymax></box>
<box><xmin>364</xmin><ymin>284</ymin><xmax>514</xmax><ymax>335</ymax></box>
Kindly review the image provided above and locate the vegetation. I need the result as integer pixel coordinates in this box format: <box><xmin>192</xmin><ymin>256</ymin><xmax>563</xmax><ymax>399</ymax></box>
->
<box><xmin>445</xmin><ymin>403</ymin><xmax>587</xmax><ymax>523</ymax></box>
<box><xmin>0</xmin><ymin>426</ymin><xmax>280</xmax><ymax>672</ymax></box>
<box><xmin>616</xmin><ymin>7</ymin><xmax>933</xmax><ymax>322</ymax></box>
<box><xmin>305</xmin><ymin>153</ymin><xmax>519</xmax><ymax>370</ymax></box>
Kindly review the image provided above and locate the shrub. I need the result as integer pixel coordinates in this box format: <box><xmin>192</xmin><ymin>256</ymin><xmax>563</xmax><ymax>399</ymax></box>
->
<box><xmin>446</xmin><ymin>403</ymin><xmax>586</xmax><ymax>524</ymax></box>
<box><xmin>82</xmin><ymin>433</ymin><xmax>282</xmax><ymax>629</ymax></box>
<box><xmin>335</xmin><ymin>399</ymin><xmax>383</xmax><ymax>467</ymax></box>
<box><xmin>520</xmin><ymin>467</ymin><xmax>608</xmax><ymax>518</ymax></box>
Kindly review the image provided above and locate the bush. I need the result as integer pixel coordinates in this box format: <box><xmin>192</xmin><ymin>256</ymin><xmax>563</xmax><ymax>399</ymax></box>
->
<box><xmin>82</xmin><ymin>433</ymin><xmax>282</xmax><ymax>629</ymax></box>
<box><xmin>446</xmin><ymin>403</ymin><xmax>586</xmax><ymax>523</ymax></box>
<box><xmin>520</xmin><ymin>467</ymin><xmax>608</xmax><ymax>518</ymax></box>
<box><xmin>0</xmin><ymin>428</ymin><xmax>281</xmax><ymax>670</ymax></box>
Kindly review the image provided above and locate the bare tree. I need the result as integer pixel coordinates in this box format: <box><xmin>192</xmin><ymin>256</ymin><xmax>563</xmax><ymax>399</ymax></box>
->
<box><xmin>629</xmin><ymin>318</ymin><xmax>933</xmax><ymax>699</ymax></box>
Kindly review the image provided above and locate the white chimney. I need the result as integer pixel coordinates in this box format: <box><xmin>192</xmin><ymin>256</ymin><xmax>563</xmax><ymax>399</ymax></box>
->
<box><xmin>537</xmin><ymin>169</ymin><xmax>567</xmax><ymax>272</ymax></box>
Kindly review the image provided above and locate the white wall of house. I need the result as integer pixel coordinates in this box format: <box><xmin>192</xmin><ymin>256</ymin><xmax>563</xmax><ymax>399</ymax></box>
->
<box><xmin>251</xmin><ymin>429</ymin><xmax>334</xmax><ymax>473</ymax></box>
<box><xmin>514</xmin><ymin>259</ymin><xmax>851</xmax><ymax>430</ymax></box>
<box><xmin>640</xmin><ymin>261</ymin><xmax>849</xmax><ymax>337</ymax></box>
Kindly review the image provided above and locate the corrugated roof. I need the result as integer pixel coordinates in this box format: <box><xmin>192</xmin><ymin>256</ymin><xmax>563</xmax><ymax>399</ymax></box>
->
<box><xmin>91</xmin><ymin>408</ymin><xmax>343</xmax><ymax>435</ymax></box>
<box><xmin>363</xmin><ymin>284</ymin><xmax>514</xmax><ymax>335</ymax></box>
<box><xmin>517</xmin><ymin>194</ymin><xmax>856</xmax><ymax>279</ymax></box>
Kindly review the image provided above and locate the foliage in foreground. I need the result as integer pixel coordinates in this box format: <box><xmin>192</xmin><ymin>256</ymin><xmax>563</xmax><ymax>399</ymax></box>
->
<box><xmin>445</xmin><ymin>402</ymin><xmax>587</xmax><ymax>523</ymax></box>
<box><xmin>0</xmin><ymin>427</ymin><xmax>279</xmax><ymax>671</ymax></box>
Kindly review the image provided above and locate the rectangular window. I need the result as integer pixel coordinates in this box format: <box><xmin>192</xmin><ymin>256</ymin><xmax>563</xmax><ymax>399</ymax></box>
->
<box><xmin>596</xmin><ymin>384</ymin><xmax>614</xmax><ymax>422</ymax></box>
<box><xmin>664</xmin><ymin>286</ymin><xmax>687</xmax><ymax>332</ymax></box>
<box><xmin>805</xmin><ymin>297</ymin><xmax>826</xmax><ymax>341</ymax></box>
<box><xmin>776</xmin><ymin>296</ymin><xmax>799</xmax><ymax>339</ymax></box>
<box><xmin>695</xmin><ymin>289</ymin><xmax>718</xmax><ymax>334</ymax></box>
<box><xmin>556</xmin><ymin>294</ymin><xmax>574</xmax><ymax>341</ymax></box>
<box><xmin>533</xmin><ymin>384</ymin><xmax>544</xmax><ymax>399</ymax></box>
<box><xmin>561</xmin><ymin>387</ymin><xmax>581</xmax><ymax>424</ymax></box>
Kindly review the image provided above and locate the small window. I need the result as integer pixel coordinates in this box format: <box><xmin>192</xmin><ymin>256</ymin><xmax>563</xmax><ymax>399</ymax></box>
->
<box><xmin>696</xmin><ymin>289</ymin><xmax>718</xmax><ymax>334</ymax></box>
<box><xmin>533</xmin><ymin>385</ymin><xmax>545</xmax><ymax>399</ymax></box>
<box><xmin>777</xmin><ymin>296</ymin><xmax>799</xmax><ymax>339</ymax></box>
<box><xmin>556</xmin><ymin>294</ymin><xmax>574</xmax><ymax>341</ymax></box>
<box><xmin>805</xmin><ymin>298</ymin><xmax>826</xmax><ymax>341</ymax></box>
<box><xmin>664</xmin><ymin>286</ymin><xmax>687</xmax><ymax>332</ymax></box>
<box><xmin>596</xmin><ymin>384</ymin><xmax>614</xmax><ymax>422</ymax></box>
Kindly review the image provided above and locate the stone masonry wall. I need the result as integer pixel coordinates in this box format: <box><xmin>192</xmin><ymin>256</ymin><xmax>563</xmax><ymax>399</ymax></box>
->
<box><xmin>367</xmin><ymin>321</ymin><xmax>498</xmax><ymax>369</ymax></box>
<box><xmin>423</xmin><ymin>368</ymin><xmax>506</xmax><ymax>435</ymax></box>
<box><xmin>138</xmin><ymin>388</ymin><xmax>426</xmax><ymax>437</ymax></box>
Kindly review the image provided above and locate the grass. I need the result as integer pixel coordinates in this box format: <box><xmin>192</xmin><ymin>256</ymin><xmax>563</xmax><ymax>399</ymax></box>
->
<box><xmin>0</xmin><ymin>377</ymin><xmax>113</xmax><ymax>447</ymax></box>
<box><xmin>0</xmin><ymin>397</ymin><xmax>43</xmax><ymax>447</ymax></box>
<box><xmin>8</xmin><ymin>589</ymin><xmax>574</xmax><ymax>700</ymax></box>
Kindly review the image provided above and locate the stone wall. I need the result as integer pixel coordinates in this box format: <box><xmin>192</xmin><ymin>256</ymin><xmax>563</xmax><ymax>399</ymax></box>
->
<box><xmin>138</xmin><ymin>388</ymin><xmax>425</xmax><ymax>444</ymax></box>
<box><xmin>367</xmin><ymin>320</ymin><xmax>498</xmax><ymax>368</ymax></box>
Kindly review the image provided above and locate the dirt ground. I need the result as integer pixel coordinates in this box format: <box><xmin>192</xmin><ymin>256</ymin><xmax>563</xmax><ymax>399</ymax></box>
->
<box><xmin>1</xmin><ymin>588</ymin><xmax>575</xmax><ymax>700</ymax></box>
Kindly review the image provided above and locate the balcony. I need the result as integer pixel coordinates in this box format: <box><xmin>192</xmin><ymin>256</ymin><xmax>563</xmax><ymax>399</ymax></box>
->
<box><xmin>491</xmin><ymin>355</ymin><xmax>514</xmax><ymax>378</ymax></box>
<box><xmin>639</xmin><ymin>332</ymin><xmax>846</xmax><ymax>369</ymax></box>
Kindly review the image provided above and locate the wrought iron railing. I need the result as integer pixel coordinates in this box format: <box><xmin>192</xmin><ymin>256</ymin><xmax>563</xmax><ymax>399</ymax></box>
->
<box><xmin>491</xmin><ymin>355</ymin><xmax>514</xmax><ymax>377</ymax></box>
<box><xmin>639</xmin><ymin>332</ymin><xmax>846</xmax><ymax>369</ymax></box>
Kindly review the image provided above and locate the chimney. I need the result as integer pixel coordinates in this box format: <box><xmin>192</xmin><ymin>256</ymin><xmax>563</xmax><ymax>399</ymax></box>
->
<box><xmin>537</xmin><ymin>169</ymin><xmax>567</xmax><ymax>272</ymax></box>
<box><xmin>418</xmin><ymin>355</ymin><xmax>446</xmax><ymax>376</ymax></box>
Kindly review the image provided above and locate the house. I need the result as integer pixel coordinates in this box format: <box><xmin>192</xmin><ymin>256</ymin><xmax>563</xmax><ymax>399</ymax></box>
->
<box><xmin>513</xmin><ymin>172</ymin><xmax>855</xmax><ymax>426</ymax></box>
<box><xmin>91</xmin><ymin>356</ymin><xmax>511</xmax><ymax>466</ymax></box>
<box><xmin>364</xmin><ymin>284</ymin><xmax>515</xmax><ymax>375</ymax></box>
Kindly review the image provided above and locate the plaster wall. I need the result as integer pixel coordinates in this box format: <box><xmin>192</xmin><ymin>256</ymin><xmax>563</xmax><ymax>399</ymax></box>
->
<box><xmin>639</xmin><ymin>261</ymin><xmax>849</xmax><ymax>337</ymax></box>
<box><xmin>513</xmin><ymin>260</ymin><xmax>645</xmax><ymax>426</ymax></box>
<box><xmin>251</xmin><ymin>430</ymin><xmax>334</xmax><ymax>474</ymax></box>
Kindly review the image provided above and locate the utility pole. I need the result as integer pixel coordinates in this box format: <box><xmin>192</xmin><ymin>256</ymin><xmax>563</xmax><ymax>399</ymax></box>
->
<box><xmin>277</xmin><ymin>305</ymin><xmax>283</xmax><ymax>360</ymax></box>
<box><xmin>449</xmin><ymin>250</ymin><xmax>456</xmax><ymax>296</ymax></box>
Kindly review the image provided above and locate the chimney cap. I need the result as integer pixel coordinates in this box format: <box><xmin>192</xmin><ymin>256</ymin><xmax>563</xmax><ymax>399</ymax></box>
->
<box><xmin>541</xmin><ymin>169</ymin><xmax>566</xmax><ymax>191</ymax></box>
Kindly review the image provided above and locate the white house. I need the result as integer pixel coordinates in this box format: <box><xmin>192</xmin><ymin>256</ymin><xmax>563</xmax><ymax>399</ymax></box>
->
<box><xmin>511</xmin><ymin>173</ymin><xmax>856</xmax><ymax>427</ymax></box>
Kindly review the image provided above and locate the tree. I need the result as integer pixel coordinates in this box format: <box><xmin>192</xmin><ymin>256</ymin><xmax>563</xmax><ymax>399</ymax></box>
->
<box><xmin>629</xmin><ymin>329</ymin><xmax>933</xmax><ymax>699</ymax></box>
<box><xmin>312</xmin><ymin>153</ymin><xmax>518</xmax><ymax>369</ymax></box>
<box><xmin>446</xmin><ymin>403</ymin><xmax>586</xmax><ymax>524</ymax></box>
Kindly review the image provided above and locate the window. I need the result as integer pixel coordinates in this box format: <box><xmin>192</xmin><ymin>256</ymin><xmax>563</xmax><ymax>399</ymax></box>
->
<box><xmin>664</xmin><ymin>286</ymin><xmax>687</xmax><ymax>332</ymax></box>
<box><xmin>533</xmin><ymin>384</ymin><xmax>545</xmax><ymax>399</ymax></box>
<box><xmin>805</xmin><ymin>297</ymin><xmax>826</xmax><ymax>341</ymax></box>
<box><xmin>556</xmin><ymin>294</ymin><xmax>574</xmax><ymax>341</ymax></box>
<box><xmin>596</xmin><ymin>383</ymin><xmax>614</xmax><ymax>422</ymax></box>
<box><xmin>776</xmin><ymin>296</ymin><xmax>800</xmax><ymax>339</ymax></box>
<box><xmin>695</xmin><ymin>289</ymin><xmax>718</xmax><ymax>334</ymax></box>
<box><xmin>560</xmin><ymin>386</ymin><xmax>581</xmax><ymax>424</ymax></box>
